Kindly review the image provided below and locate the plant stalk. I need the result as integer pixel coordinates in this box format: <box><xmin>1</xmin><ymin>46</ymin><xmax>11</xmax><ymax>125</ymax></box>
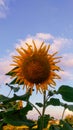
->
<box><xmin>42</xmin><ymin>90</ymin><xmax>46</xmax><ymax>116</ymax></box>
<box><xmin>29</xmin><ymin>101</ymin><xmax>41</xmax><ymax>116</ymax></box>
<box><xmin>61</xmin><ymin>107</ymin><xmax>66</xmax><ymax>120</ymax></box>
<box><xmin>41</xmin><ymin>90</ymin><xmax>46</xmax><ymax>130</ymax></box>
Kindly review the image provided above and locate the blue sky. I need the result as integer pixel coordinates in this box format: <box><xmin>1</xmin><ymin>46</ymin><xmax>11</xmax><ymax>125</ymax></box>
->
<box><xmin>0</xmin><ymin>0</ymin><xmax>73</xmax><ymax>119</ymax></box>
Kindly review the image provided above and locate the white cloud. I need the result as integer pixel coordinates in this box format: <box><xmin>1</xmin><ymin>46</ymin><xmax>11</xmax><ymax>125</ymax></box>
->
<box><xmin>58</xmin><ymin>53</ymin><xmax>73</xmax><ymax>80</ymax></box>
<box><xmin>0</xmin><ymin>59</ymin><xmax>11</xmax><ymax>73</ymax></box>
<box><xmin>0</xmin><ymin>57</ymin><xmax>12</xmax><ymax>84</ymax></box>
<box><xmin>49</xmin><ymin>37</ymin><xmax>73</xmax><ymax>53</ymax></box>
<box><xmin>59</xmin><ymin>71</ymin><xmax>73</xmax><ymax>81</ymax></box>
<box><xmin>36</xmin><ymin>33</ymin><xmax>54</xmax><ymax>40</ymax></box>
<box><xmin>15</xmin><ymin>37</ymin><xmax>43</xmax><ymax>50</ymax></box>
<box><xmin>61</xmin><ymin>53</ymin><xmax>73</xmax><ymax>68</ymax></box>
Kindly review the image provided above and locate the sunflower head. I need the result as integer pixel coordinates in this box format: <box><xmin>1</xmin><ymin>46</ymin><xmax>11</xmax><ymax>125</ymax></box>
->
<box><xmin>9</xmin><ymin>40</ymin><xmax>61</xmax><ymax>92</ymax></box>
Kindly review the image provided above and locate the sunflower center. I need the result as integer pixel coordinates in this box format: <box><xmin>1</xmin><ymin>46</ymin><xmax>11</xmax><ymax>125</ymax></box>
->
<box><xmin>22</xmin><ymin>55</ymin><xmax>50</xmax><ymax>84</ymax></box>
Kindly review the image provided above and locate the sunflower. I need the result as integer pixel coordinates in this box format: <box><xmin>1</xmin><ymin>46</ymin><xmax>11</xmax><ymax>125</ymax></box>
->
<box><xmin>9</xmin><ymin>40</ymin><xmax>61</xmax><ymax>92</ymax></box>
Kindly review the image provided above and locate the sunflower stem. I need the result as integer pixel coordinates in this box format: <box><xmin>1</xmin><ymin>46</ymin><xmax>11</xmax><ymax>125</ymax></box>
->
<box><xmin>46</xmin><ymin>95</ymin><xmax>51</xmax><ymax>102</ymax></box>
<box><xmin>42</xmin><ymin>90</ymin><xmax>46</xmax><ymax>116</ymax></box>
<box><xmin>41</xmin><ymin>90</ymin><xmax>46</xmax><ymax>130</ymax></box>
<box><xmin>61</xmin><ymin>107</ymin><xmax>66</xmax><ymax>120</ymax></box>
<box><xmin>28</xmin><ymin>101</ymin><xmax>41</xmax><ymax>116</ymax></box>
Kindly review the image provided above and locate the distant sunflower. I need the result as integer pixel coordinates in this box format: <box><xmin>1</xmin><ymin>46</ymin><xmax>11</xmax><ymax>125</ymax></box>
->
<box><xmin>10</xmin><ymin>40</ymin><xmax>61</xmax><ymax>92</ymax></box>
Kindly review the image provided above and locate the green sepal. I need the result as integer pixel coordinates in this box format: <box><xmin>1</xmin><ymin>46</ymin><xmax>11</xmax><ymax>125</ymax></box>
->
<box><xmin>6</xmin><ymin>67</ymin><xmax>18</xmax><ymax>76</ymax></box>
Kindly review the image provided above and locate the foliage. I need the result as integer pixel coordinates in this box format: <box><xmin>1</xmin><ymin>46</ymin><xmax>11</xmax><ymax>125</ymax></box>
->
<box><xmin>0</xmin><ymin>84</ymin><xmax>73</xmax><ymax>130</ymax></box>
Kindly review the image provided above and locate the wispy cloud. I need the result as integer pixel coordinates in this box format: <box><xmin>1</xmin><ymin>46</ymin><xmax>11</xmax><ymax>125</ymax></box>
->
<box><xmin>0</xmin><ymin>0</ymin><xmax>5</xmax><ymax>6</ymax></box>
<box><xmin>36</xmin><ymin>33</ymin><xmax>54</xmax><ymax>40</ymax></box>
<box><xmin>0</xmin><ymin>0</ymin><xmax>8</xmax><ymax>18</ymax></box>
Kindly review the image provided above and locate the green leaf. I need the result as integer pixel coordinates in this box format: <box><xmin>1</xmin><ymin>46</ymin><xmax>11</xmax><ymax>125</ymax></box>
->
<box><xmin>0</xmin><ymin>101</ymin><xmax>34</xmax><ymax>127</ymax></box>
<box><xmin>0</xmin><ymin>95</ymin><xmax>9</xmax><ymax>103</ymax></box>
<box><xmin>49</xmin><ymin>125</ymin><xmax>60</xmax><ymax>130</ymax></box>
<box><xmin>0</xmin><ymin>121</ymin><xmax>3</xmax><ymax>130</ymax></box>
<box><xmin>0</xmin><ymin>111</ymin><xmax>5</xmax><ymax>119</ymax></box>
<box><xmin>0</xmin><ymin>91</ymin><xmax>31</xmax><ymax>103</ymax></box>
<box><xmin>36</xmin><ymin>102</ymin><xmax>43</xmax><ymax>107</ymax></box>
<box><xmin>0</xmin><ymin>101</ymin><xmax>20</xmax><ymax>112</ymax></box>
<box><xmin>61</xmin><ymin>121</ymin><xmax>73</xmax><ymax>130</ymax></box>
<box><xmin>46</xmin><ymin>98</ymin><xmax>61</xmax><ymax>106</ymax></box>
<box><xmin>67</xmin><ymin>105</ymin><xmax>73</xmax><ymax>111</ymax></box>
<box><xmin>20</xmin><ymin>102</ymin><xmax>33</xmax><ymax>116</ymax></box>
<box><xmin>37</xmin><ymin>115</ymin><xmax>50</xmax><ymax>129</ymax></box>
<box><xmin>57</xmin><ymin>85</ymin><xmax>73</xmax><ymax>102</ymax></box>
<box><xmin>3</xmin><ymin>110</ymin><xmax>34</xmax><ymax>127</ymax></box>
